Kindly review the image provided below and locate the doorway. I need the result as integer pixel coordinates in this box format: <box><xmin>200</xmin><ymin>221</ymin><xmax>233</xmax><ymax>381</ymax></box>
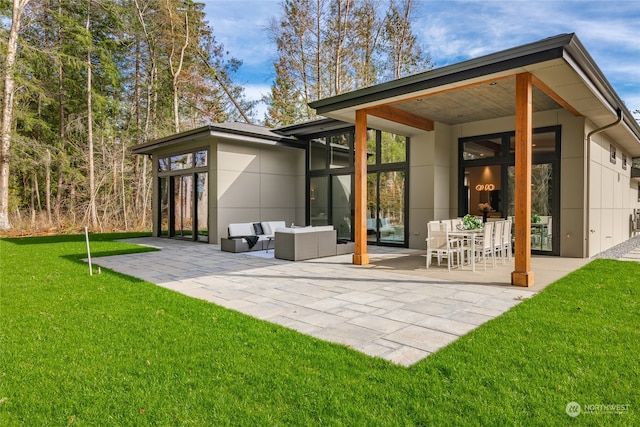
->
<box><xmin>367</xmin><ymin>170</ymin><xmax>406</xmax><ymax>245</ymax></box>
<box><xmin>157</xmin><ymin>149</ymin><xmax>209</xmax><ymax>242</ymax></box>
<box><xmin>459</xmin><ymin>126</ymin><xmax>560</xmax><ymax>255</ymax></box>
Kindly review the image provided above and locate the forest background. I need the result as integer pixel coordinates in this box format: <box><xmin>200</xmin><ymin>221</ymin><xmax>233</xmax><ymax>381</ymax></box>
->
<box><xmin>0</xmin><ymin>0</ymin><xmax>430</xmax><ymax>233</ymax></box>
<box><xmin>1</xmin><ymin>0</ymin><xmax>637</xmax><ymax>234</ymax></box>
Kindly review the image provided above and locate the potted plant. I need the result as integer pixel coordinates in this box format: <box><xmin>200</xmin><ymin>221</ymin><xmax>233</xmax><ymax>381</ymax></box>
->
<box><xmin>532</xmin><ymin>213</ymin><xmax>541</xmax><ymax>223</ymax></box>
<box><xmin>461</xmin><ymin>214</ymin><xmax>483</xmax><ymax>230</ymax></box>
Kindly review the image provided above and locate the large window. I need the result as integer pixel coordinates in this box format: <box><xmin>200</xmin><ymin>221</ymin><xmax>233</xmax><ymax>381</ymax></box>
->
<box><xmin>308</xmin><ymin>128</ymin><xmax>409</xmax><ymax>246</ymax></box>
<box><xmin>157</xmin><ymin>148</ymin><xmax>209</xmax><ymax>242</ymax></box>
<box><xmin>459</xmin><ymin>127</ymin><xmax>560</xmax><ymax>255</ymax></box>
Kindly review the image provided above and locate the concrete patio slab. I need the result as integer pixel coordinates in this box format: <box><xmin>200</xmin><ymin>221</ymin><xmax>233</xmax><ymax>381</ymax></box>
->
<box><xmin>91</xmin><ymin>237</ymin><xmax>597</xmax><ymax>366</ymax></box>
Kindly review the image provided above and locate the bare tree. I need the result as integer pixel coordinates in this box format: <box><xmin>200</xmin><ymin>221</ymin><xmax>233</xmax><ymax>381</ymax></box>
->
<box><xmin>165</xmin><ymin>0</ymin><xmax>190</xmax><ymax>133</ymax></box>
<box><xmin>85</xmin><ymin>0</ymin><xmax>98</xmax><ymax>228</ymax></box>
<box><xmin>0</xmin><ymin>0</ymin><xmax>31</xmax><ymax>230</ymax></box>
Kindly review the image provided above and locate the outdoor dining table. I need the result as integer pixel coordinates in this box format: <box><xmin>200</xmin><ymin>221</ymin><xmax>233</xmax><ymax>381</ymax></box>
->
<box><xmin>530</xmin><ymin>222</ymin><xmax>547</xmax><ymax>250</ymax></box>
<box><xmin>448</xmin><ymin>227</ymin><xmax>485</xmax><ymax>272</ymax></box>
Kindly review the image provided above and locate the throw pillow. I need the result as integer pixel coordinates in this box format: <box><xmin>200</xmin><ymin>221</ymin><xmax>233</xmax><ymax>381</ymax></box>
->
<box><xmin>253</xmin><ymin>222</ymin><xmax>264</xmax><ymax>235</ymax></box>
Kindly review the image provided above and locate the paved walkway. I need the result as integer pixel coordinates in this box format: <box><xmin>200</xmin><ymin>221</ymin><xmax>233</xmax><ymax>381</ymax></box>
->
<box><xmin>92</xmin><ymin>238</ymin><xmax>590</xmax><ymax>366</ymax></box>
<box><xmin>620</xmin><ymin>245</ymin><xmax>640</xmax><ymax>262</ymax></box>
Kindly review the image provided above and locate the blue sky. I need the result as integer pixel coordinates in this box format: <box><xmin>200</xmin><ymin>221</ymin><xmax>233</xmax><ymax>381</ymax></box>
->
<box><xmin>202</xmin><ymin>0</ymin><xmax>640</xmax><ymax>120</ymax></box>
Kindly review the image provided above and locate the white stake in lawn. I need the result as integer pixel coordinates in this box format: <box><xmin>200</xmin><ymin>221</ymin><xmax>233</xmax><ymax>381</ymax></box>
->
<box><xmin>85</xmin><ymin>226</ymin><xmax>93</xmax><ymax>276</ymax></box>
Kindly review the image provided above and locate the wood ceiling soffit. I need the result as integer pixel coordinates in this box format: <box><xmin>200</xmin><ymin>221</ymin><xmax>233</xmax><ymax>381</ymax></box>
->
<box><xmin>365</xmin><ymin>105</ymin><xmax>434</xmax><ymax>131</ymax></box>
<box><xmin>388</xmin><ymin>75</ymin><xmax>514</xmax><ymax>105</ymax></box>
<box><xmin>531</xmin><ymin>75</ymin><xmax>582</xmax><ymax>116</ymax></box>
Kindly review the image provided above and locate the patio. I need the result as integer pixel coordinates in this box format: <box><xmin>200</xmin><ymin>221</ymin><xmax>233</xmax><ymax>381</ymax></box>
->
<box><xmin>92</xmin><ymin>238</ymin><xmax>589</xmax><ymax>366</ymax></box>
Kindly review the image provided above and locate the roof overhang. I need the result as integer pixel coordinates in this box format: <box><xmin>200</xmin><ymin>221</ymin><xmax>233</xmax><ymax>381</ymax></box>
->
<box><xmin>275</xmin><ymin>118</ymin><xmax>355</xmax><ymax>137</ymax></box>
<box><xmin>309</xmin><ymin>33</ymin><xmax>640</xmax><ymax>156</ymax></box>
<box><xmin>132</xmin><ymin>123</ymin><xmax>303</xmax><ymax>155</ymax></box>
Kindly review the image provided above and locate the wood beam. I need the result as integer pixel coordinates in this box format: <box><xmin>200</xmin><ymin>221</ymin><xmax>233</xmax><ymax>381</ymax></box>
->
<box><xmin>511</xmin><ymin>73</ymin><xmax>535</xmax><ymax>287</ymax></box>
<box><xmin>531</xmin><ymin>75</ymin><xmax>581</xmax><ymax>117</ymax></box>
<box><xmin>365</xmin><ymin>105</ymin><xmax>434</xmax><ymax>132</ymax></box>
<box><xmin>353</xmin><ymin>109</ymin><xmax>369</xmax><ymax>265</ymax></box>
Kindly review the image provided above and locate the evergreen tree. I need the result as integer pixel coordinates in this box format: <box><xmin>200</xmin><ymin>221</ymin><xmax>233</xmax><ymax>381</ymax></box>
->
<box><xmin>265</xmin><ymin>0</ymin><xmax>431</xmax><ymax>125</ymax></box>
<box><xmin>1</xmin><ymin>0</ymin><xmax>255</xmax><ymax>231</ymax></box>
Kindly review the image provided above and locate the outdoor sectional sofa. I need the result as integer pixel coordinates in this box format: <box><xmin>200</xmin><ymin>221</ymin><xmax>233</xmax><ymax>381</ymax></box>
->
<box><xmin>221</xmin><ymin>221</ymin><xmax>286</xmax><ymax>253</ymax></box>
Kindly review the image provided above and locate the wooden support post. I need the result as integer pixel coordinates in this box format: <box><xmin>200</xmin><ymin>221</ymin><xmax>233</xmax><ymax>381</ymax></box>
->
<box><xmin>353</xmin><ymin>109</ymin><xmax>369</xmax><ymax>265</ymax></box>
<box><xmin>511</xmin><ymin>73</ymin><xmax>534</xmax><ymax>287</ymax></box>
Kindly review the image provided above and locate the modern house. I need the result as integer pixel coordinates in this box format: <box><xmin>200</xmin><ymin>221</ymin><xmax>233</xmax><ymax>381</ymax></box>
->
<box><xmin>132</xmin><ymin>33</ymin><xmax>640</xmax><ymax>286</ymax></box>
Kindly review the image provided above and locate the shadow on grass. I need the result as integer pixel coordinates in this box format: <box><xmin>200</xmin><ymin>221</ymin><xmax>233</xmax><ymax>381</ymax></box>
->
<box><xmin>2</xmin><ymin>232</ymin><xmax>158</xmax><ymax>263</ymax></box>
<box><xmin>3</xmin><ymin>231</ymin><xmax>152</xmax><ymax>245</ymax></box>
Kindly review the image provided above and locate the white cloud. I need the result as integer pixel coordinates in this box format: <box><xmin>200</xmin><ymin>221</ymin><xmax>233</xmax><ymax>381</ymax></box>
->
<box><xmin>202</xmin><ymin>0</ymin><xmax>278</xmax><ymax>67</ymax></box>
<box><xmin>416</xmin><ymin>0</ymin><xmax>640</xmax><ymax>107</ymax></box>
<box><xmin>202</xmin><ymin>0</ymin><xmax>640</xmax><ymax>112</ymax></box>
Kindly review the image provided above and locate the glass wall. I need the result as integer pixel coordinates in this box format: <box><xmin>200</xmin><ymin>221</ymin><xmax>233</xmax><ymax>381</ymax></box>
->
<box><xmin>367</xmin><ymin>171</ymin><xmax>405</xmax><ymax>244</ymax></box>
<box><xmin>196</xmin><ymin>173</ymin><xmax>208</xmax><ymax>242</ymax></box>
<box><xmin>329</xmin><ymin>134</ymin><xmax>350</xmax><ymax>168</ymax></box>
<box><xmin>332</xmin><ymin>175</ymin><xmax>352</xmax><ymax>240</ymax></box>
<box><xmin>464</xmin><ymin>164</ymin><xmax>502</xmax><ymax>218</ymax></box>
<box><xmin>309</xmin><ymin>138</ymin><xmax>328</xmax><ymax>170</ymax></box>
<box><xmin>173</xmin><ymin>175</ymin><xmax>193</xmax><ymax>239</ymax></box>
<box><xmin>459</xmin><ymin>127</ymin><xmax>560</xmax><ymax>254</ymax></box>
<box><xmin>310</xmin><ymin>176</ymin><xmax>329</xmax><ymax>226</ymax></box>
<box><xmin>308</xmin><ymin>128</ymin><xmax>408</xmax><ymax>246</ymax></box>
<box><xmin>507</xmin><ymin>164</ymin><xmax>554</xmax><ymax>251</ymax></box>
<box><xmin>157</xmin><ymin>148</ymin><xmax>208</xmax><ymax>242</ymax></box>
<box><xmin>160</xmin><ymin>177</ymin><xmax>169</xmax><ymax>236</ymax></box>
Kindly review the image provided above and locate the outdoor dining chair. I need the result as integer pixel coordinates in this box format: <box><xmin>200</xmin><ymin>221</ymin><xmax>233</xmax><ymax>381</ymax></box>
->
<box><xmin>426</xmin><ymin>221</ymin><xmax>462</xmax><ymax>271</ymax></box>
<box><xmin>470</xmin><ymin>221</ymin><xmax>495</xmax><ymax>270</ymax></box>
<box><xmin>500</xmin><ymin>218</ymin><xmax>513</xmax><ymax>262</ymax></box>
<box><xmin>492</xmin><ymin>220</ymin><xmax>504</xmax><ymax>262</ymax></box>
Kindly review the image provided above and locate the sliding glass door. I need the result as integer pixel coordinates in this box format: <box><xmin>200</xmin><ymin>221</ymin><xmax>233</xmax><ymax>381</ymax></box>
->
<box><xmin>157</xmin><ymin>149</ymin><xmax>208</xmax><ymax>242</ymax></box>
<box><xmin>507</xmin><ymin>163</ymin><xmax>555</xmax><ymax>252</ymax></box>
<box><xmin>367</xmin><ymin>171</ymin><xmax>406</xmax><ymax>244</ymax></box>
<box><xmin>332</xmin><ymin>175</ymin><xmax>352</xmax><ymax>240</ymax></box>
<box><xmin>173</xmin><ymin>175</ymin><xmax>193</xmax><ymax>239</ymax></box>
<box><xmin>307</xmin><ymin>128</ymin><xmax>409</xmax><ymax>247</ymax></box>
<box><xmin>459</xmin><ymin>127</ymin><xmax>560</xmax><ymax>255</ymax></box>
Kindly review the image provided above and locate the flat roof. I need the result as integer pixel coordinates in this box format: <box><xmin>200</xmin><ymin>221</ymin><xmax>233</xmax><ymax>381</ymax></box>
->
<box><xmin>132</xmin><ymin>122</ymin><xmax>303</xmax><ymax>155</ymax></box>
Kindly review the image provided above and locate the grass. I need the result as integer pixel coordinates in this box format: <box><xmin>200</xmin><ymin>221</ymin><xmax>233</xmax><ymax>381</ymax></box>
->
<box><xmin>1</xmin><ymin>233</ymin><xmax>638</xmax><ymax>426</ymax></box>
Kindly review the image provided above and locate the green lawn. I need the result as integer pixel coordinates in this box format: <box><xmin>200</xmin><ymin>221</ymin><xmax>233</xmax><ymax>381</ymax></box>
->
<box><xmin>1</xmin><ymin>234</ymin><xmax>638</xmax><ymax>426</ymax></box>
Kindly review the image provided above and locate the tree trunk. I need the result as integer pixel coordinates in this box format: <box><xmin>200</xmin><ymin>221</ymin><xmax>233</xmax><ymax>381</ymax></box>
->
<box><xmin>166</xmin><ymin>0</ymin><xmax>189</xmax><ymax>133</ymax></box>
<box><xmin>0</xmin><ymin>0</ymin><xmax>31</xmax><ymax>230</ymax></box>
<box><xmin>45</xmin><ymin>148</ymin><xmax>51</xmax><ymax>225</ymax></box>
<box><xmin>55</xmin><ymin>4</ymin><xmax>65</xmax><ymax>225</ymax></box>
<box><xmin>121</xmin><ymin>141</ymin><xmax>128</xmax><ymax>230</ymax></box>
<box><xmin>86</xmin><ymin>0</ymin><xmax>98</xmax><ymax>228</ymax></box>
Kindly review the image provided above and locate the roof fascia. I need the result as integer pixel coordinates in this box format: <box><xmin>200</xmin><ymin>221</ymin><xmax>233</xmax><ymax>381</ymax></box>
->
<box><xmin>275</xmin><ymin>118</ymin><xmax>353</xmax><ymax>137</ymax></box>
<box><xmin>132</xmin><ymin>124</ymin><xmax>302</xmax><ymax>155</ymax></box>
<box><xmin>309</xmin><ymin>33</ymin><xmax>640</xmax><ymax>143</ymax></box>
<box><xmin>309</xmin><ymin>34</ymin><xmax>573</xmax><ymax>114</ymax></box>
